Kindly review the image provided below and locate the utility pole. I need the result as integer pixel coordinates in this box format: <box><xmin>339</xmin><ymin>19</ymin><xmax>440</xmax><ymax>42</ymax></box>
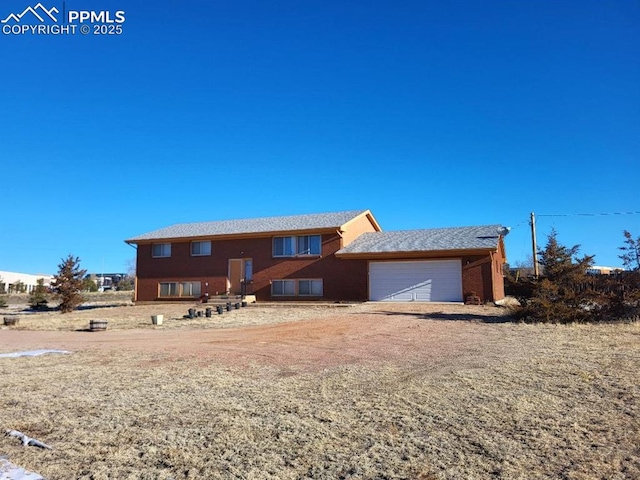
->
<box><xmin>530</xmin><ymin>212</ymin><xmax>539</xmax><ymax>278</ymax></box>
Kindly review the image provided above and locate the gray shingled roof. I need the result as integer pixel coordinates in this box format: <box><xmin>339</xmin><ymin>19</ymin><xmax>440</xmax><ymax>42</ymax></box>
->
<box><xmin>126</xmin><ymin>210</ymin><xmax>369</xmax><ymax>242</ymax></box>
<box><xmin>336</xmin><ymin>225</ymin><xmax>505</xmax><ymax>255</ymax></box>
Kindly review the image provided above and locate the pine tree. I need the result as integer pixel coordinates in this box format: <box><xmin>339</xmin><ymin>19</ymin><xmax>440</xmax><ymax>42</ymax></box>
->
<box><xmin>538</xmin><ymin>228</ymin><xmax>594</xmax><ymax>285</ymax></box>
<box><xmin>51</xmin><ymin>255</ymin><xmax>87</xmax><ymax>313</ymax></box>
<box><xmin>619</xmin><ymin>230</ymin><xmax>640</xmax><ymax>271</ymax></box>
<box><xmin>519</xmin><ymin>229</ymin><xmax>596</xmax><ymax>323</ymax></box>
<box><xmin>28</xmin><ymin>278</ymin><xmax>49</xmax><ymax>311</ymax></box>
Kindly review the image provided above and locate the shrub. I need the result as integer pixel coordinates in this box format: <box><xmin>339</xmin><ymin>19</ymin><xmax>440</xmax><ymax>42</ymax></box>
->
<box><xmin>83</xmin><ymin>278</ymin><xmax>98</xmax><ymax>292</ymax></box>
<box><xmin>28</xmin><ymin>278</ymin><xmax>50</xmax><ymax>311</ymax></box>
<box><xmin>115</xmin><ymin>278</ymin><xmax>134</xmax><ymax>291</ymax></box>
<box><xmin>591</xmin><ymin>271</ymin><xmax>640</xmax><ymax>321</ymax></box>
<box><xmin>512</xmin><ymin>229</ymin><xmax>597</xmax><ymax>324</ymax></box>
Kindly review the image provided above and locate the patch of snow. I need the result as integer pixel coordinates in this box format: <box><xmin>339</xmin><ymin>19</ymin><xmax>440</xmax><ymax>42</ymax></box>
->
<box><xmin>0</xmin><ymin>350</ymin><xmax>70</xmax><ymax>358</ymax></box>
<box><xmin>0</xmin><ymin>458</ymin><xmax>46</xmax><ymax>480</ymax></box>
<box><xmin>494</xmin><ymin>296</ymin><xmax>521</xmax><ymax>307</ymax></box>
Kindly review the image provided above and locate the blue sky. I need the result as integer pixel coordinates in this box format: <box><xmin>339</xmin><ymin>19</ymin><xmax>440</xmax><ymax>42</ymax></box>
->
<box><xmin>1</xmin><ymin>0</ymin><xmax>638</xmax><ymax>275</ymax></box>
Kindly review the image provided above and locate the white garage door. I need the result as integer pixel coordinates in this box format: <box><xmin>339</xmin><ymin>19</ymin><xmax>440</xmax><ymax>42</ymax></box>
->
<box><xmin>369</xmin><ymin>260</ymin><xmax>463</xmax><ymax>302</ymax></box>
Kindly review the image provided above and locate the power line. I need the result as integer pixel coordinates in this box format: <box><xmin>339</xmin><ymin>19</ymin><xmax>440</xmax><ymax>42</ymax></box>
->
<box><xmin>537</xmin><ymin>211</ymin><xmax>640</xmax><ymax>218</ymax></box>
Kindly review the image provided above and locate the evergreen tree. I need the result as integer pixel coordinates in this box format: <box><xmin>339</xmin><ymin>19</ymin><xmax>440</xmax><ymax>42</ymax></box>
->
<box><xmin>51</xmin><ymin>255</ymin><xmax>87</xmax><ymax>313</ymax></box>
<box><xmin>82</xmin><ymin>278</ymin><xmax>98</xmax><ymax>292</ymax></box>
<box><xmin>518</xmin><ymin>229</ymin><xmax>596</xmax><ymax>323</ymax></box>
<box><xmin>619</xmin><ymin>230</ymin><xmax>640</xmax><ymax>271</ymax></box>
<box><xmin>28</xmin><ymin>278</ymin><xmax>49</xmax><ymax>311</ymax></box>
<box><xmin>538</xmin><ymin>228</ymin><xmax>594</xmax><ymax>285</ymax></box>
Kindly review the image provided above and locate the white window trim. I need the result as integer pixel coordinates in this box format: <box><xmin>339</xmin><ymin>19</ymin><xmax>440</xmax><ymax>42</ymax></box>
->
<box><xmin>159</xmin><ymin>282</ymin><xmax>178</xmax><ymax>297</ymax></box>
<box><xmin>159</xmin><ymin>281</ymin><xmax>201</xmax><ymax>298</ymax></box>
<box><xmin>273</xmin><ymin>235</ymin><xmax>321</xmax><ymax>257</ymax></box>
<box><xmin>298</xmin><ymin>279</ymin><xmax>323</xmax><ymax>296</ymax></box>
<box><xmin>271</xmin><ymin>279</ymin><xmax>295</xmax><ymax>296</ymax></box>
<box><xmin>271</xmin><ymin>279</ymin><xmax>323</xmax><ymax>297</ymax></box>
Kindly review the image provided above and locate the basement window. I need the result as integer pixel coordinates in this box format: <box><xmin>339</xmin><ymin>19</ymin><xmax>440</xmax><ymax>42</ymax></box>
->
<box><xmin>272</xmin><ymin>279</ymin><xmax>295</xmax><ymax>296</ymax></box>
<box><xmin>298</xmin><ymin>279</ymin><xmax>323</xmax><ymax>296</ymax></box>
<box><xmin>272</xmin><ymin>279</ymin><xmax>323</xmax><ymax>297</ymax></box>
<box><xmin>159</xmin><ymin>281</ymin><xmax>201</xmax><ymax>298</ymax></box>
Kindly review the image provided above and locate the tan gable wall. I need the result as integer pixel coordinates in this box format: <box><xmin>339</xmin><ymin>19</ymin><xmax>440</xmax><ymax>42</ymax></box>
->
<box><xmin>340</xmin><ymin>212</ymin><xmax>380</xmax><ymax>247</ymax></box>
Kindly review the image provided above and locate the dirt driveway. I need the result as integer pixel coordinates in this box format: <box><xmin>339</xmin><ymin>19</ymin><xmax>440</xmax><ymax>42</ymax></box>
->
<box><xmin>0</xmin><ymin>302</ymin><xmax>514</xmax><ymax>372</ymax></box>
<box><xmin>2</xmin><ymin>301</ymin><xmax>638</xmax><ymax>479</ymax></box>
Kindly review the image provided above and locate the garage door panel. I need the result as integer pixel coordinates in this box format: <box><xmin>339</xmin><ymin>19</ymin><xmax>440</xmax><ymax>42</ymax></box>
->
<box><xmin>369</xmin><ymin>260</ymin><xmax>462</xmax><ymax>302</ymax></box>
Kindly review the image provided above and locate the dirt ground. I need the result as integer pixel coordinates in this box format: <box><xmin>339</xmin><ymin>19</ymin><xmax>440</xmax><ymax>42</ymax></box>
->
<box><xmin>1</xmin><ymin>297</ymin><xmax>639</xmax><ymax>479</ymax></box>
<box><xmin>0</xmin><ymin>301</ymin><xmax>513</xmax><ymax>372</ymax></box>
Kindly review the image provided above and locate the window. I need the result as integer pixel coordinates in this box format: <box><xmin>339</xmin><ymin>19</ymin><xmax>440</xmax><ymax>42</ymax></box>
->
<box><xmin>159</xmin><ymin>281</ymin><xmax>201</xmax><ymax>298</ymax></box>
<box><xmin>181</xmin><ymin>282</ymin><xmax>201</xmax><ymax>297</ymax></box>
<box><xmin>273</xmin><ymin>235</ymin><xmax>321</xmax><ymax>257</ymax></box>
<box><xmin>272</xmin><ymin>280</ymin><xmax>295</xmax><ymax>296</ymax></box>
<box><xmin>244</xmin><ymin>259</ymin><xmax>253</xmax><ymax>281</ymax></box>
<box><xmin>273</xmin><ymin>236</ymin><xmax>296</xmax><ymax>256</ymax></box>
<box><xmin>159</xmin><ymin>282</ymin><xmax>179</xmax><ymax>297</ymax></box>
<box><xmin>152</xmin><ymin>243</ymin><xmax>171</xmax><ymax>258</ymax></box>
<box><xmin>191</xmin><ymin>241</ymin><xmax>211</xmax><ymax>256</ymax></box>
<box><xmin>272</xmin><ymin>279</ymin><xmax>323</xmax><ymax>297</ymax></box>
<box><xmin>298</xmin><ymin>279</ymin><xmax>323</xmax><ymax>296</ymax></box>
<box><xmin>298</xmin><ymin>235</ymin><xmax>321</xmax><ymax>255</ymax></box>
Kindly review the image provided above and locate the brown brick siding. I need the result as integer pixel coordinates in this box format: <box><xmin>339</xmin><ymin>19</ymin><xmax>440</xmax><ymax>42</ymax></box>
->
<box><xmin>136</xmin><ymin>233</ymin><xmax>369</xmax><ymax>302</ymax></box>
<box><xmin>461</xmin><ymin>251</ymin><xmax>505</xmax><ymax>303</ymax></box>
<box><xmin>135</xmin><ymin>233</ymin><xmax>506</xmax><ymax>303</ymax></box>
<box><xmin>491</xmin><ymin>246</ymin><xmax>506</xmax><ymax>301</ymax></box>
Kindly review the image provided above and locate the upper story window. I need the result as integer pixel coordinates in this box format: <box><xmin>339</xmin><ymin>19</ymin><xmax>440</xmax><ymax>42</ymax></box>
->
<box><xmin>273</xmin><ymin>235</ymin><xmax>321</xmax><ymax>257</ymax></box>
<box><xmin>152</xmin><ymin>243</ymin><xmax>171</xmax><ymax>258</ymax></box>
<box><xmin>191</xmin><ymin>241</ymin><xmax>211</xmax><ymax>256</ymax></box>
<box><xmin>273</xmin><ymin>236</ymin><xmax>295</xmax><ymax>256</ymax></box>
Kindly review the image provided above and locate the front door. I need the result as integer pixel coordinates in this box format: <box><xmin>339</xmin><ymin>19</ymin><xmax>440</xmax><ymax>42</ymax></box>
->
<box><xmin>228</xmin><ymin>258</ymin><xmax>253</xmax><ymax>295</ymax></box>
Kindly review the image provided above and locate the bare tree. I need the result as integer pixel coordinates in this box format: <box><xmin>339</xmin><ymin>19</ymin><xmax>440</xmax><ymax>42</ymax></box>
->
<box><xmin>619</xmin><ymin>230</ymin><xmax>640</xmax><ymax>271</ymax></box>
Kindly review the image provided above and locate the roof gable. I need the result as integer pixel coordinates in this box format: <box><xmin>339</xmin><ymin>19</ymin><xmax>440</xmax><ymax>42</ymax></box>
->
<box><xmin>336</xmin><ymin>225</ymin><xmax>505</xmax><ymax>255</ymax></box>
<box><xmin>126</xmin><ymin>210</ymin><xmax>375</xmax><ymax>243</ymax></box>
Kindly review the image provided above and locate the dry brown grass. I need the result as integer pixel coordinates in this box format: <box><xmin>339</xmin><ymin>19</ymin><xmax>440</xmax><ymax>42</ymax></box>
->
<box><xmin>1</xmin><ymin>292</ymin><xmax>357</xmax><ymax>332</ymax></box>
<box><xmin>0</xmin><ymin>300</ymin><xmax>638</xmax><ymax>479</ymax></box>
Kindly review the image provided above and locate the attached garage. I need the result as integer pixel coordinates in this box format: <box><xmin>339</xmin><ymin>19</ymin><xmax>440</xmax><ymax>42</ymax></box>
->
<box><xmin>336</xmin><ymin>225</ymin><xmax>508</xmax><ymax>303</ymax></box>
<box><xmin>369</xmin><ymin>259</ymin><xmax>463</xmax><ymax>302</ymax></box>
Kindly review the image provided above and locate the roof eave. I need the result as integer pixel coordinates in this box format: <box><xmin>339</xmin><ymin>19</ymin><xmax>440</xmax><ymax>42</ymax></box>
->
<box><xmin>125</xmin><ymin>227</ymin><xmax>345</xmax><ymax>245</ymax></box>
<box><xmin>336</xmin><ymin>247</ymin><xmax>497</xmax><ymax>259</ymax></box>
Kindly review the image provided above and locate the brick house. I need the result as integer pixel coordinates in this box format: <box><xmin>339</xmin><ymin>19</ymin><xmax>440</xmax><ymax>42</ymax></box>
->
<box><xmin>125</xmin><ymin>210</ymin><xmax>507</xmax><ymax>303</ymax></box>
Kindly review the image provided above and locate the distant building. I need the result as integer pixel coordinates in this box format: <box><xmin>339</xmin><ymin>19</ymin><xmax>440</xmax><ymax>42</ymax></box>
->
<box><xmin>586</xmin><ymin>266</ymin><xmax>625</xmax><ymax>275</ymax></box>
<box><xmin>0</xmin><ymin>271</ymin><xmax>54</xmax><ymax>294</ymax></box>
<box><xmin>85</xmin><ymin>273</ymin><xmax>128</xmax><ymax>291</ymax></box>
<box><xmin>507</xmin><ymin>266</ymin><xmax>536</xmax><ymax>279</ymax></box>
